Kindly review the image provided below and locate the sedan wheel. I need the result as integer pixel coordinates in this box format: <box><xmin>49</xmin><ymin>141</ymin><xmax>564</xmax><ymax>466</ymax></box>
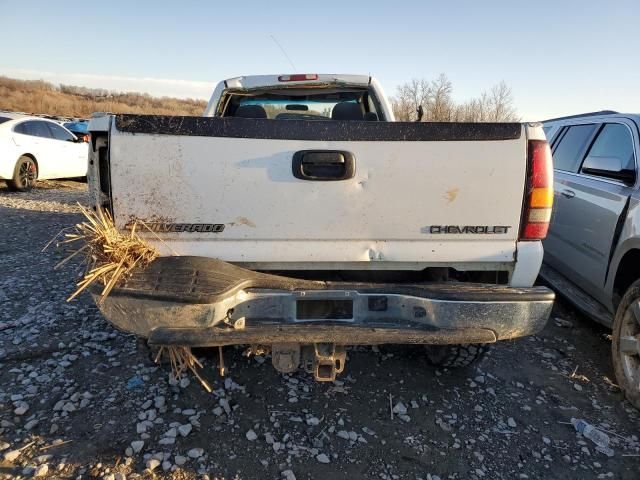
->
<box><xmin>612</xmin><ymin>280</ymin><xmax>640</xmax><ymax>409</ymax></box>
<box><xmin>8</xmin><ymin>156</ymin><xmax>37</xmax><ymax>192</ymax></box>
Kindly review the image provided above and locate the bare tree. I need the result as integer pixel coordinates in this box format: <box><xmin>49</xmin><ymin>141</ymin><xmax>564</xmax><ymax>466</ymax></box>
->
<box><xmin>486</xmin><ymin>81</ymin><xmax>518</xmax><ymax>121</ymax></box>
<box><xmin>425</xmin><ymin>74</ymin><xmax>453</xmax><ymax>121</ymax></box>
<box><xmin>391</xmin><ymin>76</ymin><xmax>519</xmax><ymax>122</ymax></box>
<box><xmin>391</xmin><ymin>78</ymin><xmax>431</xmax><ymax>121</ymax></box>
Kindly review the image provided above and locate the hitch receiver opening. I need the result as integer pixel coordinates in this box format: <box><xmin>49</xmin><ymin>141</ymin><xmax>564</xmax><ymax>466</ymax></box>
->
<box><xmin>272</xmin><ymin>343</ymin><xmax>346</xmax><ymax>381</ymax></box>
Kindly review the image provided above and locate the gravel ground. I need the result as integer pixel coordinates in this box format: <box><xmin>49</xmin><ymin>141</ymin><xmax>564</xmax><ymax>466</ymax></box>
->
<box><xmin>1</xmin><ymin>181</ymin><xmax>639</xmax><ymax>480</ymax></box>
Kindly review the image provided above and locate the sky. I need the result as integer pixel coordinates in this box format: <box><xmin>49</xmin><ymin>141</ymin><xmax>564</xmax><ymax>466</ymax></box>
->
<box><xmin>0</xmin><ymin>0</ymin><xmax>638</xmax><ymax>121</ymax></box>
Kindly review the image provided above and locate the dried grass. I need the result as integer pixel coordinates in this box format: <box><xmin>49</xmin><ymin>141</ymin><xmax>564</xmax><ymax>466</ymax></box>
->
<box><xmin>54</xmin><ymin>205</ymin><xmax>215</xmax><ymax>391</ymax></box>
<box><xmin>154</xmin><ymin>346</ymin><xmax>213</xmax><ymax>392</ymax></box>
<box><xmin>0</xmin><ymin>75</ymin><xmax>206</xmax><ymax>117</ymax></box>
<box><xmin>56</xmin><ymin>204</ymin><xmax>158</xmax><ymax>304</ymax></box>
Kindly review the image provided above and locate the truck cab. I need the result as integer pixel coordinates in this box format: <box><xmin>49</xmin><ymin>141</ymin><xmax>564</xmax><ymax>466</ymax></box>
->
<box><xmin>203</xmin><ymin>74</ymin><xmax>395</xmax><ymax>121</ymax></box>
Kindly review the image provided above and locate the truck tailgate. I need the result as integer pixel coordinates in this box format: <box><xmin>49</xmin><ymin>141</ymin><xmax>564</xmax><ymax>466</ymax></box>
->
<box><xmin>103</xmin><ymin>116</ymin><xmax>526</xmax><ymax>267</ymax></box>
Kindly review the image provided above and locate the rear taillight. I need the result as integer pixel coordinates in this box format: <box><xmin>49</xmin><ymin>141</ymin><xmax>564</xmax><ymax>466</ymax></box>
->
<box><xmin>278</xmin><ymin>74</ymin><xmax>318</xmax><ymax>82</ymax></box>
<box><xmin>520</xmin><ymin>139</ymin><xmax>553</xmax><ymax>240</ymax></box>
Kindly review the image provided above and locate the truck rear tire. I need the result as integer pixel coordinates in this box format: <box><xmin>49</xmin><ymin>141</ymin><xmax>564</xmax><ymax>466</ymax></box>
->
<box><xmin>425</xmin><ymin>344</ymin><xmax>489</xmax><ymax>368</ymax></box>
<box><xmin>612</xmin><ymin>279</ymin><xmax>640</xmax><ymax>410</ymax></box>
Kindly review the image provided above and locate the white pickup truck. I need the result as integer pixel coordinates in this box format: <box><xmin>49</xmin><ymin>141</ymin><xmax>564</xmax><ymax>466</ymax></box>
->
<box><xmin>87</xmin><ymin>74</ymin><xmax>555</xmax><ymax>381</ymax></box>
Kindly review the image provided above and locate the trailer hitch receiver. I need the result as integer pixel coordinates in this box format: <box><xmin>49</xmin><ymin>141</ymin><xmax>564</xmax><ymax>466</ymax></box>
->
<box><xmin>302</xmin><ymin>343</ymin><xmax>346</xmax><ymax>382</ymax></box>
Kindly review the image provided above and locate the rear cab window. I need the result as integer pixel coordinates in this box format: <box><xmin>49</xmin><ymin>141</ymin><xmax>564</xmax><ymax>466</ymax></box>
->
<box><xmin>222</xmin><ymin>88</ymin><xmax>382</xmax><ymax>121</ymax></box>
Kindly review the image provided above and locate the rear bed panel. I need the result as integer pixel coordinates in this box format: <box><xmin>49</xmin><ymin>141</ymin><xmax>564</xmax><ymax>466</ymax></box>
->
<box><xmin>105</xmin><ymin>116</ymin><xmax>527</xmax><ymax>268</ymax></box>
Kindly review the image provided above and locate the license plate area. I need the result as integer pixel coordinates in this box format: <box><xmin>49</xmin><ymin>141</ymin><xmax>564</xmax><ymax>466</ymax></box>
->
<box><xmin>296</xmin><ymin>299</ymin><xmax>353</xmax><ymax>320</ymax></box>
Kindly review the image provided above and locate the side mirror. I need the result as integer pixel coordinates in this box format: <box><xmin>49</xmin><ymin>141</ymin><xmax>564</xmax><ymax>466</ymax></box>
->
<box><xmin>582</xmin><ymin>155</ymin><xmax>635</xmax><ymax>184</ymax></box>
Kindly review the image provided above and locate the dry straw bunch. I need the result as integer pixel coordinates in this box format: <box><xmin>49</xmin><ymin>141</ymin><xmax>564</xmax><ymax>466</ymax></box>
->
<box><xmin>54</xmin><ymin>204</ymin><xmax>213</xmax><ymax>389</ymax></box>
<box><xmin>56</xmin><ymin>204</ymin><xmax>158</xmax><ymax>304</ymax></box>
<box><xmin>154</xmin><ymin>346</ymin><xmax>213</xmax><ymax>392</ymax></box>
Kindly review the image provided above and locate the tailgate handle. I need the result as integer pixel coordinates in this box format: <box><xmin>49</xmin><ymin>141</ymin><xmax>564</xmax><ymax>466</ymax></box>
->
<box><xmin>292</xmin><ymin>150</ymin><xmax>355</xmax><ymax>181</ymax></box>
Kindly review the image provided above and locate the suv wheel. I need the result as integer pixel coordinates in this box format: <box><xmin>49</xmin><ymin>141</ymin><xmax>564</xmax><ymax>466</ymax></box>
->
<box><xmin>612</xmin><ymin>279</ymin><xmax>640</xmax><ymax>409</ymax></box>
<box><xmin>425</xmin><ymin>344</ymin><xmax>489</xmax><ymax>368</ymax></box>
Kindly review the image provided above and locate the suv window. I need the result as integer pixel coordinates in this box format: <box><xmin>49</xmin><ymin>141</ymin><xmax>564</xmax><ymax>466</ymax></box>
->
<box><xmin>14</xmin><ymin>120</ymin><xmax>52</xmax><ymax>139</ymax></box>
<box><xmin>552</xmin><ymin>124</ymin><xmax>597</xmax><ymax>172</ymax></box>
<box><xmin>543</xmin><ymin>125</ymin><xmax>562</xmax><ymax>147</ymax></box>
<box><xmin>581</xmin><ymin>123</ymin><xmax>635</xmax><ymax>175</ymax></box>
<box><xmin>47</xmin><ymin>122</ymin><xmax>76</xmax><ymax>142</ymax></box>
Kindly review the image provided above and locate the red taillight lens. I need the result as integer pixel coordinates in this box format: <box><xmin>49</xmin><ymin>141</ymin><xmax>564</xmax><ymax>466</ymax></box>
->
<box><xmin>278</xmin><ymin>74</ymin><xmax>318</xmax><ymax>82</ymax></box>
<box><xmin>520</xmin><ymin>139</ymin><xmax>553</xmax><ymax>240</ymax></box>
<box><xmin>523</xmin><ymin>222</ymin><xmax>549</xmax><ymax>240</ymax></box>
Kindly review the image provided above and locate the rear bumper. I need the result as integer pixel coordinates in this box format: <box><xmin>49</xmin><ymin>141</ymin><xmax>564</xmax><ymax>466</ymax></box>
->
<box><xmin>93</xmin><ymin>256</ymin><xmax>554</xmax><ymax>346</ymax></box>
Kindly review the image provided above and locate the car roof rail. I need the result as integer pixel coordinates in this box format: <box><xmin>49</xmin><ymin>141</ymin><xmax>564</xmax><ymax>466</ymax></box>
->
<box><xmin>543</xmin><ymin>110</ymin><xmax>619</xmax><ymax>123</ymax></box>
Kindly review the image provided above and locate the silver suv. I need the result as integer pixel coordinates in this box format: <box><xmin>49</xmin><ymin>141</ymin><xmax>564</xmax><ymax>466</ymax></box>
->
<box><xmin>542</xmin><ymin>111</ymin><xmax>640</xmax><ymax>409</ymax></box>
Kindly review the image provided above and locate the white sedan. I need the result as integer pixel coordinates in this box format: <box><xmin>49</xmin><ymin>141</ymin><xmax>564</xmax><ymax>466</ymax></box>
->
<box><xmin>0</xmin><ymin>113</ymin><xmax>89</xmax><ymax>191</ymax></box>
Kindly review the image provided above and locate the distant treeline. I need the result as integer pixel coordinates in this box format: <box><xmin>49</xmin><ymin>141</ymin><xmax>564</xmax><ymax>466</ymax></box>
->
<box><xmin>0</xmin><ymin>74</ymin><xmax>518</xmax><ymax>122</ymax></box>
<box><xmin>0</xmin><ymin>76</ymin><xmax>207</xmax><ymax>118</ymax></box>
<box><xmin>391</xmin><ymin>74</ymin><xmax>519</xmax><ymax>122</ymax></box>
